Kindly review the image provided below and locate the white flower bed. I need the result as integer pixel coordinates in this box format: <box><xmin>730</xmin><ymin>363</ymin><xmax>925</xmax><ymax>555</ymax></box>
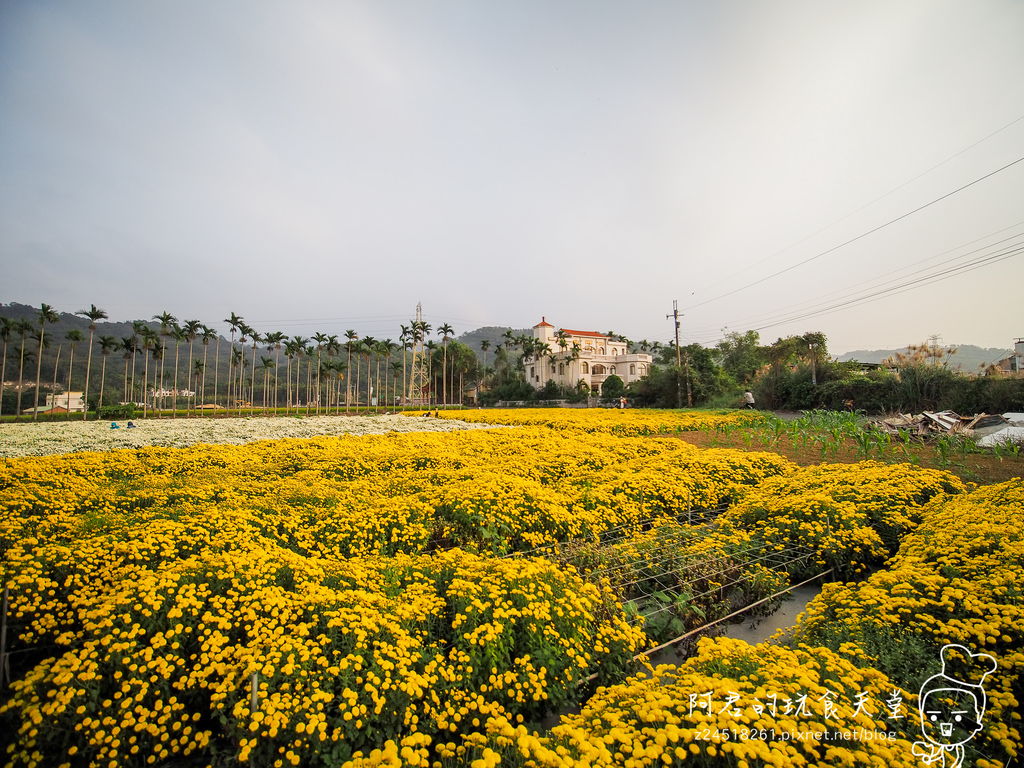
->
<box><xmin>0</xmin><ymin>415</ymin><xmax>497</xmax><ymax>458</ymax></box>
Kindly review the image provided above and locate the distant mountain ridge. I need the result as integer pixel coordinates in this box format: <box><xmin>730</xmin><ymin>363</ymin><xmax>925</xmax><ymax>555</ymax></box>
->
<box><xmin>456</xmin><ymin>327</ymin><xmax>531</xmax><ymax>362</ymax></box>
<box><xmin>836</xmin><ymin>344</ymin><xmax>1013</xmax><ymax>372</ymax></box>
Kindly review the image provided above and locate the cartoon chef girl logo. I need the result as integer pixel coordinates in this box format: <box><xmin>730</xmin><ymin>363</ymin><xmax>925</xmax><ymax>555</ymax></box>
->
<box><xmin>913</xmin><ymin>643</ymin><xmax>997</xmax><ymax>768</ymax></box>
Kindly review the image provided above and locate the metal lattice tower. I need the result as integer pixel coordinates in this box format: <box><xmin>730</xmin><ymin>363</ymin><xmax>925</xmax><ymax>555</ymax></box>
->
<box><xmin>408</xmin><ymin>302</ymin><xmax>429</xmax><ymax>406</ymax></box>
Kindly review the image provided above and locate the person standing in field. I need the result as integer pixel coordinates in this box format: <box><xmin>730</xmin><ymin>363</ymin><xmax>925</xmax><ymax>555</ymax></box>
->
<box><xmin>743</xmin><ymin>390</ymin><xmax>756</xmax><ymax>409</ymax></box>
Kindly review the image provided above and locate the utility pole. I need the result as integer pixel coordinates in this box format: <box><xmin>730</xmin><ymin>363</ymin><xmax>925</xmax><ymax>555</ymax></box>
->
<box><xmin>668</xmin><ymin>301</ymin><xmax>682</xmax><ymax>367</ymax></box>
<box><xmin>667</xmin><ymin>301</ymin><xmax>691</xmax><ymax>408</ymax></box>
<box><xmin>927</xmin><ymin>334</ymin><xmax>942</xmax><ymax>366</ymax></box>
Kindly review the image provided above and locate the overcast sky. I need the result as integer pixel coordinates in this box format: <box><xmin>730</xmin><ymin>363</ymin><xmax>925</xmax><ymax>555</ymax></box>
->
<box><xmin>2</xmin><ymin>0</ymin><xmax>1023</xmax><ymax>355</ymax></box>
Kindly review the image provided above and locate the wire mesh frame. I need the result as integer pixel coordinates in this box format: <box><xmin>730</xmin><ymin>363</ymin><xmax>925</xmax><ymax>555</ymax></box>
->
<box><xmin>584</xmin><ymin>568</ymin><xmax>836</xmax><ymax>682</ymax></box>
<box><xmin>634</xmin><ymin>546</ymin><xmax>819</xmax><ymax>625</ymax></box>
<box><xmin>501</xmin><ymin>506</ymin><xmax>820</xmax><ymax>631</ymax></box>
<box><xmin>502</xmin><ymin>505</ymin><xmax>727</xmax><ymax>564</ymax></box>
<box><xmin>503</xmin><ymin>487</ymin><xmax>731</xmax><ymax>555</ymax></box>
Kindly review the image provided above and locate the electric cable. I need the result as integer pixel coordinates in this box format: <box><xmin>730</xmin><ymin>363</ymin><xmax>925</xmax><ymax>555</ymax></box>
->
<box><xmin>681</xmin><ymin>154</ymin><xmax>1024</xmax><ymax>313</ymax></box>
<box><xmin>689</xmin><ymin>112</ymin><xmax>1024</xmax><ymax>296</ymax></box>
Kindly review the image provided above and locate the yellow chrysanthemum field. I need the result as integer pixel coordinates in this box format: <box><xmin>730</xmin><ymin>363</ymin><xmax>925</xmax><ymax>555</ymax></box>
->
<box><xmin>0</xmin><ymin>410</ymin><xmax>1020</xmax><ymax>768</ymax></box>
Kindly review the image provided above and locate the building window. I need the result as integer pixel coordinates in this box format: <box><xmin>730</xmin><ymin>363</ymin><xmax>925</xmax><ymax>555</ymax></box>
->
<box><xmin>559</xmin><ymin>363</ymin><xmax>564</xmax><ymax>375</ymax></box>
<box><xmin>593</xmin><ymin>364</ymin><xmax>605</xmax><ymax>375</ymax></box>
<box><xmin>630</xmin><ymin>364</ymin><xmax>636</xmax><ymax>375</ymax></box>
<box><xmin>582</xmin><ymin>362</ymin><xmax>589</xmax><ymax>373</ymax></box>
<box><xmin>550</xmin><ymin>363</ymin><xmax>556</xmax><ymax>374</ymax></box>
<box><xmin>610</xmin><ymin>366</ymin><xmax>615</xmax><ymax>374</ymax></box>
<box><xmin>598</xmin><ymin>347</ymin><xmax>605</xmax><ymax>355</ymax></box>
<box><xmin>530</xmin><ymin>366</ymin><xmax>535</xmax><ymax>379</ymax></box>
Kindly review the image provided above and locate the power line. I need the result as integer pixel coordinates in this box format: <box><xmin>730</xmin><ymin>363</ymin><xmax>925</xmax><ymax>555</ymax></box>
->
<box><xmin>690</xmin><ymin>112</ymin><xmax>1024</xmax><ymax>296</ymax></box>
<box><xmin>742</xmin><ymin>245</ymin><xmax>1022</xmax><ymax>335</ymax></box>
<box><xmin>681</xmin><ymin>154</ymin><xmax>1024</xmax><ymax>313</ymax></box>
<box><xmin>683</xmin><ymin>226</ymin><xmax>1024</xmax><ymax>338</ymax></box>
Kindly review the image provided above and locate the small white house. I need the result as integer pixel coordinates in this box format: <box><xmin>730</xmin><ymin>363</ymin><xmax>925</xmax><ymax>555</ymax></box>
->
<box><xmin>33</xmin><ymin>391</ymin><xmax>86</xmax><ymax>414</ymax></box>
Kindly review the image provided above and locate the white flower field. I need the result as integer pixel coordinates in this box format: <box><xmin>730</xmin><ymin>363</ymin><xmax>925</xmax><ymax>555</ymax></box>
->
<box><xmin>0</xmin><ymin>414</ymin><xmax>493</xmax><ymax>457</ymax></box>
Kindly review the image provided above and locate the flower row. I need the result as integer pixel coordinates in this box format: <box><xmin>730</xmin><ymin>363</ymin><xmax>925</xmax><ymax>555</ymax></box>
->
<box><xmin>0</xmin><ymin>414</ymin><xmax>492</xmax><ymax>458</ymax></box>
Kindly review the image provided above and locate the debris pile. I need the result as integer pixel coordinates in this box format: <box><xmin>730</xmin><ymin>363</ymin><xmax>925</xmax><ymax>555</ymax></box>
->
<box><xmin>871</xmin><ymin>411</ymin><xmax>1023</xmax><ymax>446</ymax></box>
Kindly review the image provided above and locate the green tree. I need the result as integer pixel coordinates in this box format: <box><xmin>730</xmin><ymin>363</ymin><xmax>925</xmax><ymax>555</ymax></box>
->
<box><xmin>800</xmin><ymin>331</ymin><xmax>828</xmax><ymax>386</ymax></box>
<box><xmin>713</xmin><ymin>330</ymin><xmax>765</xmax><ymax>384</ymax></box>
<box><xmin>438</xmin><ymin>323</ymin><xmax>453</xmax><ymax>408</ymax></box>
<box><xmin>77</xmin><ymin>304</ymin><xmax>108</xmax><ymax>420</ymax></box>
<box><xmin>120</xmin><ymin>336</ymin><xmax>136</xmax><ymax>405</ymax></box>
<box><xmin>264</xmin><ymin>332</ymin><xmax>286</xmax><ymax>413</ymax></box>
<box><xmin>0</xmin><ymin>316</ymin><xmax>13</xmax><ymax>418</ymax></box>
<box><xmin>283</xmin><ymin>339</ymin><xmax>298</xmax><ymax>414</ymax></box>
<box><xmin>200</xmin><ymin>325</ymin><xmax>217</xmax><ymax>414</ymax></box>
<box><xmin>259</xmin><ymin>356</ymin><xmax>274</xmax><ymax>411</ymax></box>
<box><xmin>358</xmin><ymin>337</ymin><xmax>375</xmax><ymax>409</ymax></box>
<box><xmin>600</xmin><ymin>374</ymin><xmax>625</xmax><ymax>403</ymax></box>
<box><xmin>140</xmin><ymin>328</ymin><xmax>157</xmax><ymax>417</ymax></box>
<box><xmin>170</xmin><ymin>323</ymin><xmax>184</xmax><ymax>418</ymax></box>
<box><xmin>64</xmin><ymin>328</ymin><xmax>85</xmax><ymax>413</ymax></box>
<box><xmin>248</xmin><ymin>329</ymin><xmax>261</xmax><ymax>417</ymax></box>
<box><xmin>152</xmin><ymin>312</ymin><xmax>177</xmax><ymax>416</ymax></box>
<box><xmin>128</xmin><ymin>321</ymin><xmax>146</xmax><ymax>406</ymax></box>
<box><xmin>32</xmin><ymin>304</ymin><xmax>60</xmax><ymax>421</ymax></box>
<box><xmin>14</xmin><ymin>319</ymin><xmax>34</xmax><ymax>417</ymax></box>
<box><xmin>193</xmin><ymin>359</ymin><xmax>205</xmax><ymax>414</ymax></box>
<box><xmin>182</xmin><ymin>320</ymin><xmax>202</xmax><ymax>416</ymax></box>
<box><xmin>97</xmin><ymin>335</ymin><xmax>119</xmax><ymax>413</ymax></box>
<box><xmin>236</xmin><ymin>323</ymin><xmax>254</xmax><ymax>415</ymax></box>
<box><xmin>292</xmin><ymin>336</ymin><xmax>308</xmax><ymax>412</ymax></box>
<box><xmin>344</xmin><ymin>330</ymin><xmax>358</xmax><ymax>412</ymax></box>
<box><xmin>223</xmin><ymin>313</ymin><xmax>243</xmax><ymax>410</ymax></box>
<box><xmin>377</xmin><ymin>339</ymin><xmax>396</xmax><ymax>413</ymax></box>
<box><xmin>312</xmin><ymin>332</ymin><xmax>328</xmax><ymax>415</ymax></box>
<box><xmin>399</xmin><ymin>325</ymin><xmax>412</xmax><ymax>408</ymax></box>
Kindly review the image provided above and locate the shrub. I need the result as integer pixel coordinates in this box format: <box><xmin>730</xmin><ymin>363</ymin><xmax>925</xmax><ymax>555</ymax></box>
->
<box><xmin>98</xmin><ymin>403</ymin><xmax>136</xmax><ymax>419</ymax></box>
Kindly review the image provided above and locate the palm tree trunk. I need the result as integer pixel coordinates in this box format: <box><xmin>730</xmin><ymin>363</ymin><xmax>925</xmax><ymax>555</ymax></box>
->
<box><xmin>33</xmin><ymin>325</ymin><xmax>45</xmax><ymax>421</ymax></box>
<box><xmin>284</xmin><ymin>357</ymin><xmax>290</xmax><ymax>414</ymax></box>
<box><xmin>305</xmin><ymin>360</ymin><xmax>311</xmax><ymax>416</ymax></box>
<box><xmin>250</xmin><ymin>342</ymin><xmax>257</xmax><ymax>417</ymax></box>
<box><xmin>202</xmin><ymin>345</ymin><xmax>209</xmax><ymax>416</ymax></box>
<box><xmin>212</xmin><ymin>337</ymin><xmax>220</xmax><ymax>417</ymax></box>
<box><xmin>0</xmin><ymin>339</ymin><xmax>8</xmax><ymax>420</ymax></box>
<box><xmin>143</xmin><ymin>349</ymin><xmax>149</xmax><ymax>418</ymax></box>
<box><xmin>159</xmin><ymin>339</ymin><xmax>167</xmax><ymax>417</ymax></box>
<box><xmin>273</xmin><ymin>346</ymin><xmax>281</xmax><ymax>414</ymax></box>
<box><xmin>99</xmin><ymin>355</ymin><xmax>108</xmax><ymax>413</ymax></box>
<box><xmin>16</xmin><ymin>334</ymin><xmax>28</xmax><ymax>418</ymax></box>
<box><xmin>315</xmin><ymin>351</ymin><xmax>322</xmax><ymax>416</ymax></box>
<box><xmin>346</xmin><ymin>346</ymin><xmax>353</xmax><ymax>413</ymax></box>
<box><xmin>354</xmin><ymin>359</ymin><xmax>361</xmax><ymax>413</ymax></box>
<box><xmin>82</xmin><ymin>329</ymin><xmax>95</xmax><ymax>421</ymax></box>
<box><xmin>65</xmin><ymin>345</ymin><xmax>75</xmax><ymax>415</ymax></box>
<box><xmin>374</xmin><ymin>354</ymin><xmax>380</xmax><ymax>414</ymax></box>
<box><xmin>48</xmin><ymin>345</ymin><xmax>61</xmax><ymax>421</ymax></box>
<box><xmin>172</xmin><ymin>341</ymin><xmax>180</xmax><ymax>418</ymax></box>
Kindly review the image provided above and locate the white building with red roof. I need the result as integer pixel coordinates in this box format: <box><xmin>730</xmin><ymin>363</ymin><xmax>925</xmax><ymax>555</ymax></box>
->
<box><xmin>529</xmin><ymin>318</ymin><xmax>653</xmax><ymax>394</ymax></box>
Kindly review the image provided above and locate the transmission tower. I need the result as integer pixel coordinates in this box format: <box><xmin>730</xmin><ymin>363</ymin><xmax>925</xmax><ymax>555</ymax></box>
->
<box><xmin>409</xmin><ymin>302</ymin><xmax>429</xmax><ymax>407</ymax></box>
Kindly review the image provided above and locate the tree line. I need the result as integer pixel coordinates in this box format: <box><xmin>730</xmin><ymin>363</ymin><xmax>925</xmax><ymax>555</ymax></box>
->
<box><xmin>0</xmin><ymin>304</ymin><xmax>485</xmax><ymax>420</ymax></box>
<box><xmin>627</xmin><ymin>330</ymin><xmax>1023</xmax><ymax>414</ymax></box>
